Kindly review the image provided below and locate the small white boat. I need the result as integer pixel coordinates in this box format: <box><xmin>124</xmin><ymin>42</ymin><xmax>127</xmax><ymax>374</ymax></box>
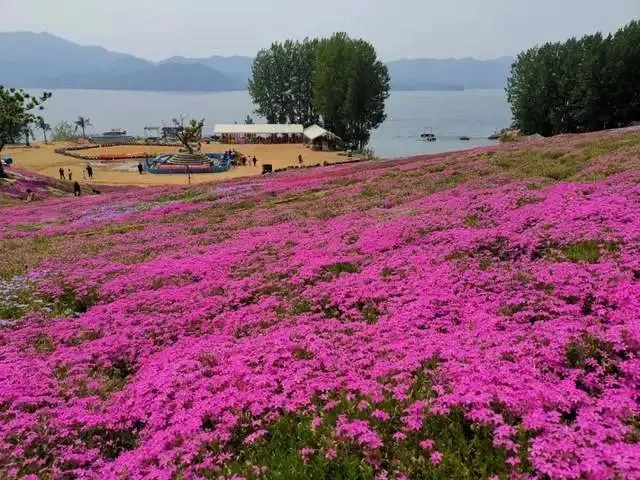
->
<box><xmin>420</xmin><ymin>127</ymin><xmax>437</xmax><ymax>142</ymax></box>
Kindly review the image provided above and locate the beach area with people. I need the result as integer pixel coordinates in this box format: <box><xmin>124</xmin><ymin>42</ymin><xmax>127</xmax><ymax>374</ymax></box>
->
<box><xmin>2</xmin><ymin>141</ymin><xmax>347</xmax><ymax>186</ymax></box>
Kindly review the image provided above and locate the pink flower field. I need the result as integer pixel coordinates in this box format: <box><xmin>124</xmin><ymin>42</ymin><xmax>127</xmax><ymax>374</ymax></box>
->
<box><xmin>1</xmin><ymin>129</ymin><xmax>640</xmax><ymax>479</ymax></box>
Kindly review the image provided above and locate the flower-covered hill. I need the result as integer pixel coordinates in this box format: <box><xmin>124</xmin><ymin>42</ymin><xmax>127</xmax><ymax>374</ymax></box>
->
<box><xmin>0</xmin><ymin>167</ymin><xmax>126</xmax><ymax>207</ymax></box>
<box><xmin>1</xmin><ymin>129</ymin><xmax>640</xmax><ymax>480</ymax></box>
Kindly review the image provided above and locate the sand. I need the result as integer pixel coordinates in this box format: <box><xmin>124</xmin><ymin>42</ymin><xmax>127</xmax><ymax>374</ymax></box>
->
<box><xmin>2</xmin><ymin>142</ymin><xmax>346</xmax><ymax>186</ymax></box>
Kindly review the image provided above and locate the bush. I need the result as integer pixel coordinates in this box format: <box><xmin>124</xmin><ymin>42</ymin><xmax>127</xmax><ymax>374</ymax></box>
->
<box><xmin>51</xmin><ymin>121</ymin><xmax>78</xmax><ymax>141</ymax></box>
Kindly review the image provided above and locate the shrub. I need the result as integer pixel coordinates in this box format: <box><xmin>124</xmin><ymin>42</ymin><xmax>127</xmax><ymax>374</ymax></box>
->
<box><xmin>51</xmin><ymin>121</ymin><xmax>78</xmax><ymax>141</ymax></box>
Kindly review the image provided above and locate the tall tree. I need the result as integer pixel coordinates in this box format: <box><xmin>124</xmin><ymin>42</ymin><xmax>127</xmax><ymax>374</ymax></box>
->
<box><xmin>37</xmin><ymin>116</ymin><xmax>51</xmax><ymax>143</ymax></box>
<box><xmin>249</xmin><ymin>42</ymin><xmax>291</xmax><ymax>124</ymax></box>
<box><xmin>249</xmin><ymin>39</ymin><xmax>319</xmax><ymax>125</ymax></box>
<box><xmin>0</xmin><ymin>86</ymin><xmax>51</xmax><ymax>154</ymax></box>
<box><xmin>289</xmin><ymin>39</ymin><xmax>320</xmax><ymax>126</ymax></box>
<box><xmin>507</xmin><ymin>20</ymin><xmax>640</xmax><ymax>135</ymax></box>
<box><xmin>314</xmin><ymin>33</ymin><xmax>390</xmax><ymax>149</ymax></box>
<box><xmin>74</xmin><ymin>116</ymin><xmax>92</xmax><ymax>138</ymax></box>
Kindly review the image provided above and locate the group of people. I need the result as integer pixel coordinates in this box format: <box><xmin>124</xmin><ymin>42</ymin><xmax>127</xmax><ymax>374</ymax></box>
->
<box><xmin>58</xmin><ymin>165</ymin><xmax>97</xmax><ymax>197</ymax></box>
<box><xmin>58</xmin><ymin>164</ymin><xmax>94</xmax><ymax>182</ymax></box>
<box><xmin>226</xmin><ymin>149</ymin><xmax>258</xmax><ymax>167</ymax></box>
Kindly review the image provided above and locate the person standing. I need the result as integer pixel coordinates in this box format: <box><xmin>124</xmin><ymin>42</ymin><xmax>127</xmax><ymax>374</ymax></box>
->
<box><xmin>67</xmin><ymin>169</ymin><xmax>73</xmax><ymax>182</ymax></box>
<box><xmin>298</xmin><ymin>154</ymin><xmax>303</xmax><ymax>165</ymax></box>
<box><xmin>73</xmin><ymin>181</ymin><xmax>81</xmax><ymax>196</ymax></box>
<box><xmin>87</xmin><ymin>165</ymin><xmax>94</xmax><ymax>179</ymax></box>
<box><xmin>137</xmin><ymin>162</ymin><xmax>144</xmax><ymax>175</ymax></box>
<box><xmin>59</xmin><ymin>167</ymin><xmax>65</xmax><ymax>180</ymax></box>
<box><xmin>252</xmin><ymin>156</ymin><xmax>257</xmax><ymax>167</ymax></box>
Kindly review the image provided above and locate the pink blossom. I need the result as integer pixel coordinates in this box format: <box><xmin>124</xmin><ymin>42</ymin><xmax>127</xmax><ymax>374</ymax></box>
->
<box><xmin>430</xmin><ymin>451</ymin><xmax>444</xmax><ymax>465</ymax></box>
<box><xmin>419</xmin><ymin>439</ymin><xmax>435</xmax><ymax>450</ymax></box>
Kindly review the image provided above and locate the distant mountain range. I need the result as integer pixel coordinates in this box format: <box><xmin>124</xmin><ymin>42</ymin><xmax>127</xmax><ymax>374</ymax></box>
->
<box><xmin>0</xmin><ymin>32</ymin><xmax>513</xmax><ymax>92</ymax></box>
<box><xmin>387</xmin><ymin>57</ymin><xmax>513</xmax><ymax>90</ymax></box>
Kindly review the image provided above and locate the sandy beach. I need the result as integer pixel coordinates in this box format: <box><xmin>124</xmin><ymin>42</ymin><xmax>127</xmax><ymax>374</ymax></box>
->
<box><xmin>2</xmin><ymin>142</ymin><xmax>346</xmax><ymax>186</ymax></box>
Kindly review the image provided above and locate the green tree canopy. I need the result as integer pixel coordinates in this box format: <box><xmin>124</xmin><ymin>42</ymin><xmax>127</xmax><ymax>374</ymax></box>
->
<box><xmin>249</xmin><ymin>33</ymin><xmax>389</xmax><ymax>149</ymax></box>
<box><xmin>0</xmin><ymin>87</ymin><xmax>51</xmax><ymax>153</ymax></box>
<box><xmin>37</xmin><ymin>116</ymin><xmax>51</xmax><ymax>143</ymax></box>
<box><xmin>173</xmin><ymin>117</ymin><xmax>204</xmax><ymax>154</ymax></box>
<box><xmin>74</xmin><ymin>116</ymin><xmax>92</xmax><ymax>139</ymax></box>
<box><xmin>249</xmin><ymin>39</ymin><xmax>319</xmax><ymax>126</ymax></box>
<box><xmin>507</xmin><ymin>20</ymin><xmax>640</xmax><ymax>135</ymax></box>
<box><xmin>314</xmin><ymin>33</ymin><xmax>390</xmax><ymax>149</ymax></box>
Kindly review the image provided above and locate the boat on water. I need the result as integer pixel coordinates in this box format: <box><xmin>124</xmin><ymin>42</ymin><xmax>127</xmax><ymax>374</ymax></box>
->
<box><xmin>420</xmin><ymin>127</ymin><xmax>437</xmax><ymax>142</ymax></box>
<box><xmin>459</xmin><ymin>136</ymin><xmax>471</xmax><ymax>141</ymax></box>
<box><xmin>90</xmin><ymin>129</ymin><xmax>135</xmax><ymax>144</ymax></box>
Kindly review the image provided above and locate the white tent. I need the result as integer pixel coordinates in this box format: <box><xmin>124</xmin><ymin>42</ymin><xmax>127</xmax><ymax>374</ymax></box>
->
<box><xmin>303</xmin><ymin>124</ymin><xmax>341</xmax><ymax>141</ymax></box>
<box><xmin>214</xmin><ymin>124</ymin><xmax>303</xmax><ymax>135</ymax></box>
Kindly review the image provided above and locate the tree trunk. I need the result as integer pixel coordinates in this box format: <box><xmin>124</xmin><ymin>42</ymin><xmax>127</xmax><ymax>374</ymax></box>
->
<box><xmin>82</xmin><ymin>126</ymin><xmax>86</xmax><ymax>138</ymax></box>
<box><xmin>43</xmin><ymin>130</ymin><xmax>48</xmax><ymax>144</ymax></box>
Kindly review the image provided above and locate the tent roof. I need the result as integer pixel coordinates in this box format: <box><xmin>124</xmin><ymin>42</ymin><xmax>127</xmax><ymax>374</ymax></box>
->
<box><xmin>214</xmin><ymin>124</ymin><xmax>303</xmax><ymax>135</ymax></box>
<box><xmin>303</xmin><ymin>124</ymin><xmax>341</xmax><ymax>141</ymax></box>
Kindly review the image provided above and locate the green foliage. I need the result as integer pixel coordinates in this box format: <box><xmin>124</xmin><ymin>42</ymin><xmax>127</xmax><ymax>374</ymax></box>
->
<box><xmin>626</xmin><ymin>416</ymin><xmax>640</xmax><ymax>444</ymax></box>
<box><xmin>322</xmin><ymin>262</ymin><xmax>361</xmax><ymax>277</ymax></box>
<box><xmin>74</xmin><ymin>116</ymin><xmax>92</xmax><ymax>138</ymax></box>
<box><xmin>463</xmin><ymin>214</ymin><xmax>480</xmax><ymax>227</ymax></box>
<box><xmin>249</xmin><ymin>33</ymin><xmax>390</xmax><ymax>149</ymax></box>
<box><xmin>380</xmin><ymin>267</ymin><xmax>395</xmax><ymax>278</ymax></box>
<box><xmin>357</xmin><ymin>301</ymin><xmax>381</xmax><ymax>324</ymax></box>
<box><xmin>249</xmin><ymin>38</ymin><xmax>319</xmax><ymax>125</ymax></box>
<box><xmin>32</xmin><ymin>333</ymin><xmax>56</xmax><ymax>354</ymax></box>
<box><xmin>292</xmin><ymin>298</ymin><xmax>313</xmax><ymax>315</ymax></box>
<box><xmin>314</xmin><ymin>33</ymin><xmax>390</xmax><ymax>150</ymax></box>
<box><xmin>172</xmin><ymin>117</ymin><xmax>204</xmax><ymax>154</ymax></box>
<box><xmin>37</xmin><ymin>116</ymin><xmax>50</xmax><ymax>143</ymax></box>
<box><xmin>507</xmin><ymin>20</ymin><xmax>640</xmax><ymax>135</ymax></box>
<box><xmin>52</xmin><ymin>286</ymin><xmax>99</xmax><ymax>316</ymax></box>
<box><xmin>562</xmin><ymin>240</ymin><xmax>602</xmax><ymax>263</ymax></box>
<box><xmin>52</xmin><ymin>120</ymin><xmax>78</xmax><ymax>141</ymax></box>
<box><xmin>565</xmin><ymin>333</ymin><xmax>619</xmax><ymax>376</ymax></box>
<box><xmin>80</xmin><ymin>424</ymin><xmax>141</xmax><ymax>460</ymax></box>
<box><xmin>217</xmin><ymin>363</ymin><xmax>531</xmax><ymax>480</ymax></box>
<box><xmin>0</xmin><ymin>86</ymin><xmax>51</xmax><ymax>152</ymax></box>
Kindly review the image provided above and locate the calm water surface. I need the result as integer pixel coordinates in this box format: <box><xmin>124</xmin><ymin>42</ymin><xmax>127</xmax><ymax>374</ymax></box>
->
<box><xmin>35</xmin><ymin>89</ymin><xmax>511</xmax><ymax>158</ymax></box>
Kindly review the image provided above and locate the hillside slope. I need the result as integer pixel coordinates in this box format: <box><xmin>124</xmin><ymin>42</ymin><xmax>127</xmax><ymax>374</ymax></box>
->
<box><xmin>1</xmin><ymin>129</ymin><xmax>640</xmax><ymax>479</ymax></box>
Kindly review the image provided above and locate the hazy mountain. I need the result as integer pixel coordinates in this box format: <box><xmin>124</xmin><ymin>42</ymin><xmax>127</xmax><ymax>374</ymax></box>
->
<box><xmin>0</xmin><ymin>32</ymin><xmax>244</xmax><ymax>91</ymax></box>
<box><xmin>387</xmin><ymin>57</ymin><xmax>514</xmax><ymax>90</ymax></box>
<box><xmin>0</xmin><ymin>31</ymin><xmax>151</xmax><ymax>85</ymax></box>
<box><xmin>0</xmin><ymin>32</ymin><xmax>513</xmax><ymax>92</ymax></box>
<box><xmin>162</xmin><ymin>55</ymin><xmax>253</xmax><ymax>86</ymax></box>
<box><xmin>42</xmin><ymin>62</ymin><xmax>240</xmax><ymax>91</ymax></box>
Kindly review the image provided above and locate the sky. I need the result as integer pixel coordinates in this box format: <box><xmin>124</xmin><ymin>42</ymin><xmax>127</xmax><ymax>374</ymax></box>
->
<box><xmin>1</xmin><ymin>0</ymin><xmax>639</xmax><ymax>61</ymax></box>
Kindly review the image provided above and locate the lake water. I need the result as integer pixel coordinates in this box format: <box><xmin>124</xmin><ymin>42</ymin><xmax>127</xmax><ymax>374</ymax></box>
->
<box><xmin>34</xmin><ymin>89</ymin><xmax>511</xmax><ymax>158</ymax></box>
